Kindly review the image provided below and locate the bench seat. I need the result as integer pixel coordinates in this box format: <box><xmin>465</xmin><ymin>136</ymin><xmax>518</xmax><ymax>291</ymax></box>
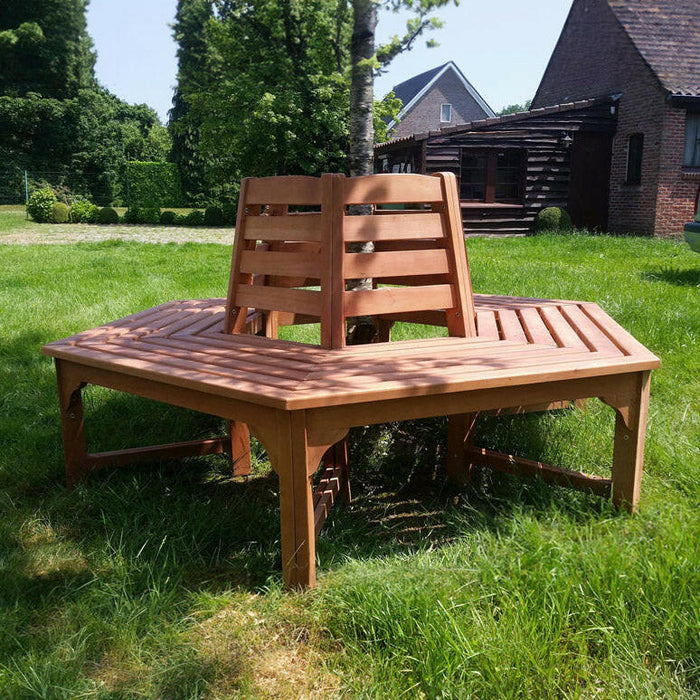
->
<box><xmin>43</xmin><ymin>295</ymin><xmax>659</xmax><ymax>411</ymax></box>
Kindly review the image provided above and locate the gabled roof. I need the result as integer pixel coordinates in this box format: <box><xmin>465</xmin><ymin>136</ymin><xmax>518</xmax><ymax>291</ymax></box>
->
<box><xmin>609</xmin><ymin>0</ymin><xmax>699</xmax><ymax>97</ymax></box>
<box><xmin>386</xmin><ymin>61</ymin><xmax>495</xmax><ymax>130</ymax></box>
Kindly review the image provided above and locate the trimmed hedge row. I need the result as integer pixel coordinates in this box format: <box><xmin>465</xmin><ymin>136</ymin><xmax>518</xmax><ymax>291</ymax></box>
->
<box><xmin>126</xmin><ymin>162</ymin><xmax>183</xmax><ymax>209</ymax></box>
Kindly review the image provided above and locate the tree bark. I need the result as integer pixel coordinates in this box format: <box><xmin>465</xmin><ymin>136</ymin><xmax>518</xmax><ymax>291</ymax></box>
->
<box><xmin>347</xmin><ymin>0</ymin><xmax>377</xmax><ymax>345</ymax></box>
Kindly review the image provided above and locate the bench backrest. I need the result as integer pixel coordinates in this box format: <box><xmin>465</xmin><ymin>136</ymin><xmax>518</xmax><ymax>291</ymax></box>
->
<box><xmin>225</xmin><ymin>172</ymin><xmax>476</xmax><ymax>348</ymax></box>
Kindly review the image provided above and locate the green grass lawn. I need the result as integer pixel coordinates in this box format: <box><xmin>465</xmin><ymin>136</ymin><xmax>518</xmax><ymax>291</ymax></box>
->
<box><xmin>0</xmin><ymin>235</ymin><xmax>697</xmax><ymax>697</ymax></box>
<box><xmin>0</xmin><ymin>206</ymin><xmax>28</xmax><ymax>234</ymax></box>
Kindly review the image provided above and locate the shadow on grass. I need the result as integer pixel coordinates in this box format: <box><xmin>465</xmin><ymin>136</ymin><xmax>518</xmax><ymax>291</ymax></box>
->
<box><xmin>2</xmin><ymin>328</ymin><xmax>616</xmax><ymax>604</ymax></box>
<box><xmin>641</xmin><ymin>266</ymin><xmax>700</xmax><ymax>287</ymax></box>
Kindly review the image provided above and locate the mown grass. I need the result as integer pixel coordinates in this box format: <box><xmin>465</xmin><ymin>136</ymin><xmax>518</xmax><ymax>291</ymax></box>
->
<box><xmin>0</xmin><ymin>207</ymin><xmax>28</xmax><ymax>233</ymax></box>
<box><xmin>0</xmin><ymin>235</ymin><xmax>697</xmax><ymax>697</ymax></box>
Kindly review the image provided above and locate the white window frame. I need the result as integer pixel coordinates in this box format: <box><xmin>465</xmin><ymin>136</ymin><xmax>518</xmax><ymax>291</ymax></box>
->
<box><xmin>440</xmin><ymin>103</ymin><xmax>452</xmax><ymax>123</ymax></box>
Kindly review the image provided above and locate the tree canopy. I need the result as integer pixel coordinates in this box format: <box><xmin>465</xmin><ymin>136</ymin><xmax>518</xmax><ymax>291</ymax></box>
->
<box><xmin>0</xmin><ymin>0</ymin><xmax>170</xmax><ymax>205</ymax></box>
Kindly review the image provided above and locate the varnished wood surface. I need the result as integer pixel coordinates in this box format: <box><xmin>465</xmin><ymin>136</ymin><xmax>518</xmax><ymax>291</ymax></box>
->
<box><xmin>43</xmin><ymin>295</ymin><xmax>659</xmax><ymax>411</ymax></box>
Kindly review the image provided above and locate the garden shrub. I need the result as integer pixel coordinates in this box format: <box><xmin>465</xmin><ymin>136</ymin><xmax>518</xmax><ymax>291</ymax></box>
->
<box><xmin>126</xmin><ymin>162</ymin><xmax>183</xmax><ymax>209</ymax></box>
<box><xmin>535</xmin><ymin>206</ymin><xmax>572</xmax><ymax>232</ymax></box>
<box><xmin>222</xmin><ymin>203</ymin><xmax>237</xmax><ymax>225</ymax></box>
<box><xmin>122</xmin><ymin>207</ymin><xmax>141</xmax><ymax>224</ymax></box>
<box><xmin>27</xmin><ymin>187</ymin><xmax>57</xmax><ymax>223</ymax></box>
<box><xmin>70</xmin><ymin>196</ymin><xmax>99</xmax><ymax>223</ymax></box>
<box><xmin>140</xmin><ymin>207</ymin><xmax>161</xmax><ymax>225</ymax></box>
<box><xmin>174</xmin><ymin>213</ymin><xmax>189</xmax><ymax>225</ymax></box>
<box><xmin>97</xmin><ymin>207</ymin><xmax>119</xmax><ymax>224</ymax></box>
<box><xmin>204</xmin><ymin>205</ymin><xmax>224</xmax><ymax>226</ymax></box>
<box><xmin>51</xmin><ymin>202</ymin><xmax>70</xmax><ymax>223</ymax></box>
<box><xmin>160</xmin><ymin>210</ymin><xmax>177</xmax><ymax>225</ymax></box>
<box><xmin>184</xmin><ymin>210</ymin><xmax>205</xmax><ymax>226</ymax></box>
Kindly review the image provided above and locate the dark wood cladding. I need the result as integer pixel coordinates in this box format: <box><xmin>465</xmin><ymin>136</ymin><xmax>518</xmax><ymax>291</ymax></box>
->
<box><xmin>376</xmin><ymin>101</ymin><xmax>617</xmax><ymax>236</ymax></box>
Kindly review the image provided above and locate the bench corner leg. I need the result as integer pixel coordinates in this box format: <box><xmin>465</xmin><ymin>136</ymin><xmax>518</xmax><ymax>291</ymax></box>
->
<box><xmin>610</xmin><ymin>371</ymin><xmax>651</xmax><ymax>513</ymax></box>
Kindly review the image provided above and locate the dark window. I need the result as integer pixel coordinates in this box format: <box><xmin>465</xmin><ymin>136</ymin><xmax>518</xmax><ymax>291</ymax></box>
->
<box><xmin>626</xmin><ymin>133</ymin><xmax>643</xmax><ymax>185</ymax></box>
<box><xmin>460</xmin><ymin>151</ymin><xmax>488</xmax><ymax>200</ymax></box>
<box><xmin>460</xmin><ymin>149</ymin><xmax>524</xmax><ymax>203</ymax></box>
<box><xmin>683</xmin><ymin>113</ymin><xmax>700</xmax><ymax>168</ymax></box>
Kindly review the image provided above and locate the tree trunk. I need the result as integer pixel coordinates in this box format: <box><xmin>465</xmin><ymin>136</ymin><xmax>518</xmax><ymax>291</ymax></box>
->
<box><xmin>347</xmin><ymin>0</ymin><xmax>377</xmax><ymax>345</ymax></box>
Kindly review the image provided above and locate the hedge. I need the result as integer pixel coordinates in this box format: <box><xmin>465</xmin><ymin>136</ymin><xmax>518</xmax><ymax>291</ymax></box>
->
<box><xmin>126</xmin><ymin>162</ymin><xmax>183</xmax><ymax>209</ymax></box>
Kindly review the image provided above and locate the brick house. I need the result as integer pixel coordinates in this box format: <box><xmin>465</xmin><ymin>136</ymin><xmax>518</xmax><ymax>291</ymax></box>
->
<box><xmin>533</xmin><ymin>0</ymin><xmax>700</xmax><ymax>236</ymax></box>
<box><xmin>387</xmin><ymin>61</ymin><xmax>495</xmax><ymax>140</ymax></box>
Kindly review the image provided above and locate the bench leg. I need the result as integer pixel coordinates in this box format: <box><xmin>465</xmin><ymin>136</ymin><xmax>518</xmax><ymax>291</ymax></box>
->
<box><xmin>227</xmin><ymin>421</ymin><xmax>251</xmax><ymax>476</ymax></box>
<box><xmin>446</xmin><ymin>413</ymin><xmax>477</xmax><ymax>485</ymax></box>
<box><xmin>56</xmin><ymin>360</ymin><xmax>88</xmax><ymax>488</ymax></box>
<box><xmin>273</xmin><ymin>412</ymin><xmax>318</xmax><ymax>589</ymax></box>
<box><xmin>610</xmin><ymin>371</ymin><xmax>651</xmax><ymax>513</ymax></box>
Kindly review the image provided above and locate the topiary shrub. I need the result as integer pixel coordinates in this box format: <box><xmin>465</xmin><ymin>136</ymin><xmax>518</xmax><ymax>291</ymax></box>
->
<box><xmin>27</xmin><ymin>187</ymin><xmax>57</xmax><ymax>223</ymax></box>
<box><xmin>184</xmin><ymin>210</ymin><xmax>205</xmax><ymax>226</ymax></box>
<box><xmin>70</xmin><ymin>196</ymin><xmax>99</xmax><ymax>223</ymax></box>
<box><xmin>174</xmin><ymin>213</ymin><xmax>189</xmax><ymax>225</ymax></box>
<box><xmin>122</xmin><ymin>207</ymin><xmax>141</xmax><ymax>224</ymax></box>
<box><xmin>140</xmin><ymin>207</ymin><xmax>161</xmax><ymax>225</ymax></box>
<box><xmin>204</xmin><ymin>205</ymin><xmax>225</xmax><ymax>227</ymax></box>
<box><xmin>97</xmin><ymin>207</ymin><xmax>119</xmax><ymax>224</ymax></box>
<box><xmin>51</xmin><ymin>202</ymin><xmax>70</xmax><ymax>223</ymax></box>
<box><xmin>160</xmin><ymin>210</ymin><xmax>177</xmax><ymax>225</ymax></box>
<box><xmin>535</xmin><ymin>206</ymin><xmax>572</xmax><ymax>232</ymax></box>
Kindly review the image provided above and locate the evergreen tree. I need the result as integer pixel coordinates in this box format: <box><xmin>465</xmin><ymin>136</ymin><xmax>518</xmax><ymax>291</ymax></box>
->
<box><xmin>0</xmin><ymin>0</ymin><xmax>96</xmax><ymax>98</ymax></box>
<box><xmin>169</xmin><ymin>0</ymin><xmax>213</xmax><ymax>205</ymax></box>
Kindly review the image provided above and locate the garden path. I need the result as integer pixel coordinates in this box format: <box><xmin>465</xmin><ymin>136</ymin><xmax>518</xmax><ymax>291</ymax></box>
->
<box><xmin>0</xmin><ymin>224</ymin><xmax>234</xmax><ymax>245</ymax></box>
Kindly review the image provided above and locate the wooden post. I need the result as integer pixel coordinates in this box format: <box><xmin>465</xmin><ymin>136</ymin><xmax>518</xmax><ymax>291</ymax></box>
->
<box><xmin>446</xmin><ymin>413</ymin><xmax>477</xmax><ymax>484</ymax></box>
<box><xmin>611</xmin><ymin>371</ymin><xmax>651</xmax><ymax>512</ymax></box>
<box><xmin>227</xmin><ymin>421</ymin><xmax>251</xmax><ymax>476</ymax></box>
<box><xmin>273</xmin><ymin>412</ymin><xmax>317</xmax><ymax>589</ymax></box>
<box><xmin>56</xmin><ymin>360</ymin><xmax>88</xmax><ymax>488</ymax></box>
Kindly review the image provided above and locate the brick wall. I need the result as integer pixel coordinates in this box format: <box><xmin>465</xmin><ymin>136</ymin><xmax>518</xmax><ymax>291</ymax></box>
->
<box><xmin>654</xmin><ymin>107</ymin><xmax>699</xmax><ymax>236</ymax></box>
<box><xmin>532</xmin><ymin>0</ymin><xmax>695</xmax><ymax>236</ymax></box>
<box><xmin>392</xmin><ymin>69</ymin><xmax>489</xmax><ymax>139</ymax></box>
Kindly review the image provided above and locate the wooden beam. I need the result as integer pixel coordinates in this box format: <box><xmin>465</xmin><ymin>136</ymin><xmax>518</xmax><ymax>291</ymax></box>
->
<box><xmin>466</xmin><ymin>446</ymin><xmax>611</xmax><ymax>497</ymax></box>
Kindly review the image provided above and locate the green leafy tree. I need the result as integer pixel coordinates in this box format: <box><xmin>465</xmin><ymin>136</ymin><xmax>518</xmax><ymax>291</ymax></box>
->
<box><xmin>188</xmin><ymin>0</ymin><xmax>351</xmax><ymax>197</ymax></box>
<box><xmin>0</xmin><ymin>0</ymin><xmax>96</xmax><ymax>98</ymax></box>
<box><xmin>169</xmin><ymin>0</ymin><xmax>214</xmax><ymax>204</ymax></box>
<box><xmin>498</xmin><ymin>100</ymin><xmax>532</xmax><ymax>116</ymax></box>
<box><xmin>0</xmin><ymin>1</ymin><xmax>170</xmax><ymax>206</ymax></box>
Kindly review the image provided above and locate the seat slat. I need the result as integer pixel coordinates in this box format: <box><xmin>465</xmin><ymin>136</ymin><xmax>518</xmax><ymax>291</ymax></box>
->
<box><xmin>476</xmin><ymin>311</ymin><xmax>499</xmax><ymax>340</ymax></box>
<box><xmin>236</xmin><ymin>285</ymin><xmax>322</xmax><ymax>317</ymax></box>
<box><xmin>539</xmin><ymin>305</ymin><xmax>589</xmax><ymax>349</ymax></box>
<box><xmin>518</xmin><ymin>307</ymin><xmax>558</xmax><ymax>346</ymax></box>
<box><xmin>343</xmin><ymin>285</ymin><xmax>454</xmax><ymax>317</ymax></box>
<box><xmin>244</xmin><ymin>213</ymin><xmax>323</xmax><ymax>242</ymax></box>
<box><xmin>498</xmin><ymin>309</ymin><xmax>528</xmax><ymax>343</ymax></box>
<box><xmin>343</xmin><ymin>212</ymin><xmax>444</xmax><ymax>241</ymax></box>
<box><xmin>559</xmin><ymin>304</ymin><xmax>623</xmax><ymax>356</ymax></box>
<box><xmin>344</xmin><ymin>250</ymin><xmax>450</xmax><ymax>279</ymax></box>
<box><xmin>343</xmin><ymin>174</ymin><xmax>444</xmax><ymax>205</ymax></box>
<box><xmin>239</xmin><ymin>250</ymin><xmax>321</xmax><ymax>278</ymax></box>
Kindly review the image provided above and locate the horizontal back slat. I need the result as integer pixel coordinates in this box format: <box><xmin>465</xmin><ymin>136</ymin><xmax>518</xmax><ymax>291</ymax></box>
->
<box><xmin>344</xmin><ymin>284</ymin><xmax>455</xmax><ymax>317</ymax></box>
<box><xmin>236</xmin><ymin>285</ymin><xmax>322</xmax><ymax>317</ymax></box>
<box><xmin>239</xmin><ymin>250</ymin><xmax>321</xmax><ymax>278</ymax></box>
<box><xmin>344</xmin><ymin>249</ymin><xmax>450</xmax><ymax>279</ymax></box>
<box><xmin>343</xmin><ymin>174</ymin><xmax>444</xmax><ymax>205</ymax></box>
<box><xmin>344</xmin><ymin>212</ymin><xmax>444</xmax><ymax>242</ymax></box>
<box><xmin>245</xmin><ymin>176</ymin><xmax>323</xmax><ymax>205</ymax></box>
<box><xmin>244</xmin><ymin>213</ymin><xmax>323</xmax><ymax>241</ymax></box>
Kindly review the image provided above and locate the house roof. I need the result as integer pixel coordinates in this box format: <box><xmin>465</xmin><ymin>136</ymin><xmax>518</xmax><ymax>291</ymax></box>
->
<box><xmin>375</xmin><ymin>96</ymin><xmax>615</xmax><ymax>149</ymax></box>
<box><xmin>386</xmin><ymin>61</ymin><xmax>495</xmax><ymax>130</ymax></box>
<box><xmin>609</xmin><ymin>0</ymin><xmax>699</xmax><ymax>97</ymax></box>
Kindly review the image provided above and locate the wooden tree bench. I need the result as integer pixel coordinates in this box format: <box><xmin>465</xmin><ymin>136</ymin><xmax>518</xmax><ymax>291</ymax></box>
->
<box><xmin>43</xmin><ymin>173</ymin><xmax>659</xmax><ymax>589</ymax></box>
